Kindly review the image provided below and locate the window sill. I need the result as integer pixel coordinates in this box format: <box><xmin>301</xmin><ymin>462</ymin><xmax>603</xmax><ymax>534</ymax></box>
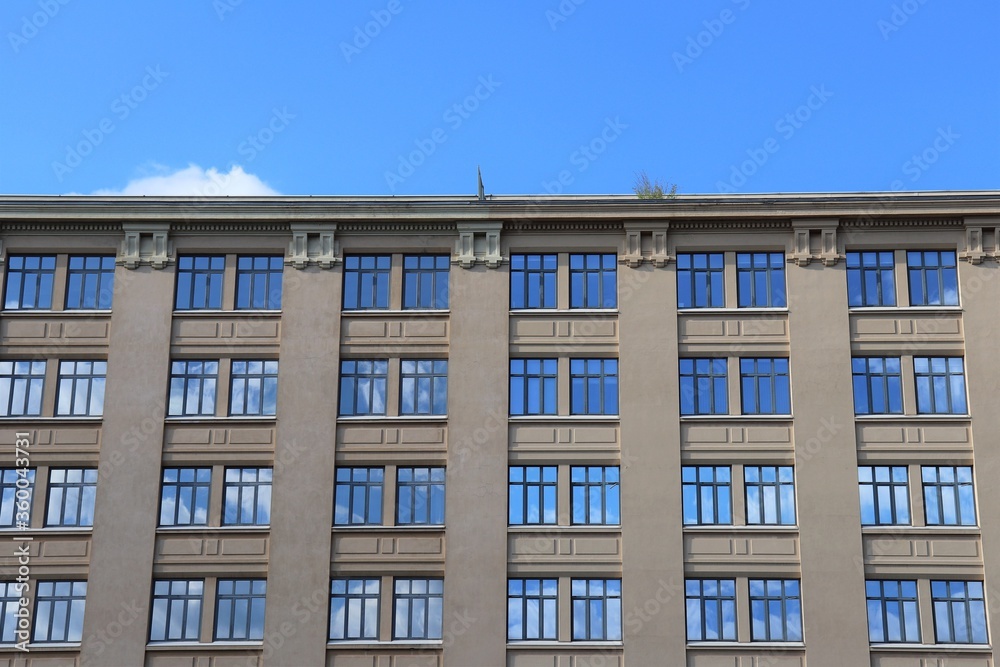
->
<box><xmin>341</xmin><ymin>309</ymin><xmax>450</xmax><ymax>316</ymax></box>
<box><xmin>13</xmin><ymin>642</ymin><xmax>82</xmax><ymax>650</ymax></box>
<box><xmin>861</xmin><ymin>525</ymin><xmax>980</xmax><ymax>534</ymax></box>
<box><xmin>679</xmin><ymin>414</ymin><xmax>792</xmax><ymax>421</ymax></box>
<box><xmin>332</xmin><ymin>525</ymin><xmax>444</xmax><ymax>532</ymax></box>
<box><xmin>0</xmin><ymin>527</ymin><xmax>93</xmax><ymax>534</ymax></box>
<box><xmin>507</xmin><ymin>641</ymin><xmax>623</xmax><ymax>648</ymax></box>
<box><xmin>336</xmin><ymin>415</ymin><xmax>448</xmax><ymax>423</ymax></box>
<box><xmin>0</xmin><ymin>416</ymin><xmax>103</xmax><ymax>422</ymax></box>
<box><xmin>678</xmin><ymin>307</ymin><xmax>788</xmax><ymax>314</ymax></box>
<box><xmin>688</xmin><ymin>641</ymin><xmax>804</xmax><ymax>649</ymax></box>
<box><xmin>848</xmin><ymin>306</ymin><xmax>963</xmax><ymax>314</ymax></box>
<box><xmin>172</xmin><ymin>310</ymin><xmax>282</xmax><ymax>316</ymax></box>
<box><xmin>164</xmin><ymin>416</ymin><xmax>277</xmax><ymax>423</ymax></box>
<box><xmin>0</xmin><ymin>309</ymin><xmax>113</xmax><ymax>316</ymax></box>
<box><xmin>508</xmin><ymin>415</ymin><xmax>620</xmax><ymax>422</ymax></box>
<box><xmin>156</xmin><ymin>525</ymin><xmax>271</xmax><ymax>533</ymax></box>
<box><xmin>854</xmin><ymin>414</ymin><xmax>970</xmax><ymax>421</ymax></box>
<box><xmin>327</xmin><ymin>640</ymin><xmax>443</xmax><ymax>648</ymax></box>
<box><xmin>683</xmin><ymin>524</ymin><xmax>798</xmax><ymax>532</ymax></box>
<box><xmin>509</xmin><ymin>309</ymin><xmax>619</xmax><ymax>315</ymax></box>
<box><xmin>508</xmin><ymin>525</ymin><xmax>621</xmax><ymax>532</ymax></box>
<box><xmin>869</xmin><ymin>643</ymin><xmax>991</xmax><ymax>652</ymax></box>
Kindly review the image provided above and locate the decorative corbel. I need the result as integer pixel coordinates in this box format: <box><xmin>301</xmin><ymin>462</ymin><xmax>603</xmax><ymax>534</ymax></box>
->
<box><xmin>455</xmin><ymin>223</ymin><xmax>502</xmax><ymax>269</ymax></box>
<box><xmin>288</xmin><ymin>224</ymin><xmax>337</xmax><ymax>269</ymax></box>
<box><xmin>621</xmin><ymin>222</ymin><xmax>671</xmax><ymax>267</ymax></box>
<box><xmin>789</xmin><ymin>219</ymin><xmax>841</xmax><ymax>266</ymax></box>
<box><xmin>119</xmin><ymin>224</ymin><xmax>170</xmax><ymax>269</ymax></box>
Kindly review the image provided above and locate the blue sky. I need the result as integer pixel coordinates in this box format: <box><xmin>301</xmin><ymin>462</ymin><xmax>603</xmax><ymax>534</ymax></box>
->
<box><xmin>1</xmin><ymin>1</ymin><xmax>997</xmax><ymax>196</ymax></box>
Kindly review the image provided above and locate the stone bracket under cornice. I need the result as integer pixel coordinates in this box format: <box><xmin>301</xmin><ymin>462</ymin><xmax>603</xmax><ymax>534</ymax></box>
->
<box><xmin>455</xmin><ymin>222</ymin><xmax>501</xmax><ymax>269</ymax></box>
<box><xmin>288</xmin><ymin>225</ymin><xmax>338</xmax><ymax>270</ymax></box>
<box><xmin>120</xmin><ymin>224</ymin><xmax>170</xmax><ymax>270</ymax></box>
<box><xmin>789</xmin><ymin>219</ymin><xmax>841</xmax><ymax>266</ymax></box>
<box><xmin>622</xmin><ymin>222</ymin><xmax>670</xmax><ymax>267</ymax></box>
<box><xmin>959</xmin><ymin>218</ymin><xmax>1000</xmax><ymax>264</ymax></box>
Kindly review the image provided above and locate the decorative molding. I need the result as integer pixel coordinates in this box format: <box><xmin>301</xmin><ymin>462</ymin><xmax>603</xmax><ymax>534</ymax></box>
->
<box><xmin>336</xmin><ymin>222</ymin><xmax>457</xmax><ymax>233</ymax></box>
<box><xmin>669</xmin><ymin>219</ymin><xmax>791</xmax><ymax>231</ymax></box>
<box><xmin>119</xmin><ymin>224</ymin><xmax>170</xmax><ymax>270</ymax></box>
<box><xmin>959</xmin><ymin>217</ymin><xmax>1000</xmax><ymax>264</ymax></box>
<box><xmin>622</xmin><ymin>222</ymin><xmax>671</xmax><ymax>267</ymax></box>
<box><xmin>288</xmin><ymin>224</ymin><xmax>337</xmax><ymax>270</ymax></box>
<box><xmin>502</xmin><ymin>221</ymin><xmax>625</xmax><ymax>233</ymax></box>
<box><xmin>841</xmin><ymin>217</ymin><xmax>964</xmax><ymax>228</ymax></box>
<box><xmin>455</xmin><ymin>222</ymin><xmax>501</xmax><ymax>269</ymax></box>
<box><xmin>169</xmin><ymin>222</ymin><xmax>290</xmax><ymax>233</ymax></box>
<box><xmin>789</xmin><ymin>219</ymin><xmax>841</xmax><ymax>266</ymax></box>
<box><xmin>0</xmin><ymin>222</ymin><xmax>122</xmax><ymax>233</ymax></box>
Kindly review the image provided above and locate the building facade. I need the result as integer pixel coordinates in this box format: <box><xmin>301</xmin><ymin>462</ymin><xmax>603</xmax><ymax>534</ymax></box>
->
<box><xmin>0</xmin><ymin>192</ymin><xmax>997</xmax><ymax>666</ymax></box>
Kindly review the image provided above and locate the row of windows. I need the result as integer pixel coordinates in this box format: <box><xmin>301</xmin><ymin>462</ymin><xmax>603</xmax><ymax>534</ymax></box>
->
<box><xmin>0</xmin><ymin>354</ymin><xmax>970</xmax><ymax>421</ymax></box>
<box><xmin>681</xmin><ymin>356</ymin><xmax>968</xmax><ymax>417</ymax></box>
<box><xmin>859</xmin><ymin>465</ymin><xmax>977</xmax><ymax>527</ymax></box>
<box><xmin>2</xmin><ymin>467</ymin><xmax>272</xmax><ymax>529</ymax></box>
<box><xmin>2</xmin><ymin>249</ymin><xmax>962</xmax><ymax>314</ymax></box>
<box><xmin>2</xmin><ymin>575</ymin><xmax>985</xmax><ymax>647</ymax></box>
<box><xmin>686</xmin><ymin>578</ymin><xmax>987</xmax><ymax>645</ymax></box>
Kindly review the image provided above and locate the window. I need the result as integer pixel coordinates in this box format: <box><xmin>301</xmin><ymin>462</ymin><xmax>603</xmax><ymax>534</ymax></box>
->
<box><xmin>866</xmin><ymin>580</ymin><xmax>920</xmax><ymax>643</ymax></box>
<box><xmin>0</xmin><ymin>582</ymin><xmax>22</xmax><ymax>643</ymax></box>
<box><xmin>749</xmin><ymin>579</ymin><xmax>802</xmax><ymax>642</ymax></box>
<box><xmin>55</xmin><ymin>361</ymin><xmax>106</xmax><ymax>417</ymax></box>
<box><xmin>215</xmin><ymin>579</ymin><xmax>266</xmax><ymax>641</ymax></box>
<box><xmin>333</xmin><ymin>467</ymin><xmax>383</xmax><ymax>526</ymax></box>
<box><xmin>236</xmin><ymin>256</ymin><xmax>283</xmax><ymax>310</ymax></box>
<box><xmin>570</xmin><ymin>359</ymin><xmax>618</xmax><ymax>415</ymax></box>
<box><xmin>745</xmin><ymin>466</ymin><xmax>796</xmax><ymax>525</ymax></box>
<box><xmin>682</xmin><ymin>466</ymin><xmax>732</xmax><ymax>526</ymax></box>
<box><xmin>149</xmin><ymin>580</ymin><xmax>203</xmax><ymax>642</ymax></box>
<box><xmin>908</xmin><ymin>250</ymin><xmax>958</xmax><ymax>306</ymax></box>
<box><xmin>66</xmin><ymin>256</ymin><xmax>115</xmax><ymax>309</ymax></box>
<box><xmin>509</xmin><ymin>466</ymin><xmax>557</xmax><ymax>525</ymax></box>
<box><xmin>400</xmin><ymin>360</ymin><xmax>447</xmax><ymax>416</ymax></box>
<box><xmin>510</xmin><ymin>359</ymin><xmax>557</xmax><ymax>416</ymax></box>
<box><xmin>508</xmin><ymin>579</ymin><xmax>558</xmax><ymax>641</ymax></box>
<box><xmin>571</xmin><ymin>466</ymin><xmax>620</xmax><ymax>525</ymax></box>
<box><xmin>923</xmin><ymin>466</ymin><xmax>976</xmax><ymax>526</ymax></box>
<box><xmin>339</xmin><ymin>360</ymin><xmax>387</xmax><ymax>417</ymax></box>
<box><xmin>852</xmin><ymin>357</ymin><xmax>902</xmax><ymax>415</ymax></box>
<box><xmin>847</xmin><ymin>251</ymin><xmax>895</xmax><ymax>307</ymax></box>
<box><xmin>159</xmin><ymin>468</ymin><xmax>211</xmax><ymax>527</ymax></box>
<box><xmin>737</xmin><ymin>252</ymin><xmax>786</xmax><ymax>307</ymax></box>
<box><xmin>0</xmin><ymin>360</ymin><xmax>45</xmax><ymax>417</ymax></box>
<box><xmin>740</xmin><ymin>358</ymin><xmax>790</xmax><ymax>415</ymax></box>
<box><xmin>858</xmin><ymin>466</ymin><xmax>910</xmax><ymax>526</ymax></box>
<box><xmin>932</xmin><ymin>581</ymin><xmax>987</xmax><ymax>644</ymax></box>
<box><xmin>4</xmin><ymin>255</ymin><xmax>55</xmax><ymax>310</ymax></box>
<box><xmin>167</xmin><ymin>360</ymin><xmax>218</xmax><ymax>417</ymax></box>
<box><xmin>679</xmin><ymin>358</ymin><xmax>727</xmax><ymax>415</ymax></box>
<box><xmin>175</xmin><ymin>256</ymin><xmax>225</xmax><ymax>310</ymax></box>
<box><xmin>330</xmin><ymin>579</ymin><xmax>380</xmax><ymax>641</ymax></box>
<box><xmin>569</xmin><ymin>253</ymin><xmax>616</xmax><ymax>308</ymax></box>
<box><xmin>343</xmin><ymin>255</ymin><xmax>390</xmax><ymax>310</ymax></box>
<box><xmin>229</xmin><ymin>360</ymin><xmax>278</xmax><ymax>417</ymax></box>
<box><xmin>33</xmin><ymin>581</ymin><xmax>86</xmax><ymax>643</ymax></box>
<box><xmin>396</xmin><ymin>467</ymin><xmax>445</xmax><ymax>525</ymax></box>
<box><xmin>403</xmin><ymin>255</ymin><xmax>449</xmax><ymax>309</ymax></box>
<box><xmin>571</xmin><ymin>579</ymin><xmax>621</xmax><ymax>641</ymax></box>
<box><xmin>677</xmin><ymin>252</ymin><xmax>724</xmax><ymax>308</ymax></box>
<box><xmin>685</xmin><ymin>579</ymin><xmax>736</xmax><ymax>641</ymax></box>
<box><xmin>914</xmin><ymin>357</ymin><xmax>967</xmax><ymax>415</ymax></box>
<box><xmin>393</xmin><ymin>579</ymin><xmax>443</xmax><ymax>640</ymax></box>
<box><xmin>223</xmin><ymin>468</ymin><xmax>272</xmax><ymax>526</ymax></box>
<box><xmin>0</xmin><ymin>468</ymin><xmax>34</xmax><ymax>528</ymax></box>
<box><xmin>45</xmin><ymin>468</ymin><xmax>97</xmax><ymax>527</ymax></box>
<box><xmin>510</xmin><ymin>254</ymin><xmax>557</xmax><ymax>309</ymax></box>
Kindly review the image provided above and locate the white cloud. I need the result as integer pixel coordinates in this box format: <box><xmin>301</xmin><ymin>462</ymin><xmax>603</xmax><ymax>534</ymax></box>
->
<box><xmin>81</xmin><ymin>164</ymin><xmax>280</xmax><ymax>196</ymax></box>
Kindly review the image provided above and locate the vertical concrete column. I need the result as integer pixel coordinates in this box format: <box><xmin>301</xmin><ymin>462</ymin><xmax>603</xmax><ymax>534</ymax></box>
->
<box><xmin>264</xmin><ymin>265</ymin><xmax>341</xmax><ymax>666</ymax></box>
<box><xmin>81</xmin><ymin>264</ymin><xmax>174</xmax><ymax>666</ymax></box>
<box><xmin>442</xmin><ymin>263</ymin><xmax>508</xmax><ymax>666</ymax></box>
<box><xmin>786</xmin><ymin>261</ymin><xmax>869</xmax><ymax>663</ymax></box>
<box><xmin>619</xmin><ymin>262</ymin><xmax>686</xmax><ymax>664</ymax></box>
<box><xmin>957</xmin><ymin>259</ymin><xmax>1000</xmax><ymax>637</ymax></box>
